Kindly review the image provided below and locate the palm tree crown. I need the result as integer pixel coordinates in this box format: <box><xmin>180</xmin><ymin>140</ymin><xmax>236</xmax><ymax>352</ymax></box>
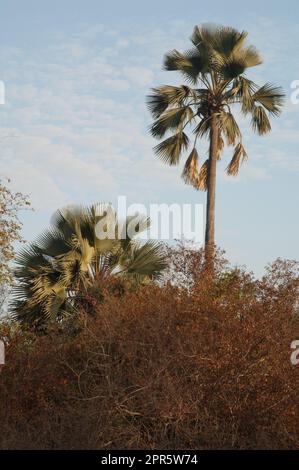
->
<box><xmin>147</xmin><ymin>24</ymin><xmax>284</xmax><ymax>254</ymax></box>
<box><xmin>11</xmin><ymin>203</ymin><xmax>167</xmax><ymax>325</ymax></box>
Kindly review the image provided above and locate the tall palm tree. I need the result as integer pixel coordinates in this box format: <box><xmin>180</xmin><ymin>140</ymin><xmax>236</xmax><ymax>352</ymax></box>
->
<box><xmin>147</xmin><ymin>24</ymin><xmax>284</xmax><ymax>266</ymax></box>
<box><xmin>11</xmin><ymin>203</ymin><xmax>167</xmax><ymax>326</ymax></box>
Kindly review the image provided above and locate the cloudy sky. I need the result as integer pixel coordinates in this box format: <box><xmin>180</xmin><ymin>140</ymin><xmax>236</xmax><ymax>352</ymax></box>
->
<box><xmin>1</xmin><ymin>0</ymin><xmax>298</xmax><ymax>275</ymax></box>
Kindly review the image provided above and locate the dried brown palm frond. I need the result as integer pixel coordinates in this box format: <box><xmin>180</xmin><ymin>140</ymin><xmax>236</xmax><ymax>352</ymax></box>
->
<box><xmin>219</xmin><ymin>111</ymin><xmax>241</xmax><ymax>146</ymax></box>
<box><xmin>251</xmin><ymin>105</ymin><xmax>271</xmax><ymax>135</ymax></box>
<box><xmin>226</xmin><ymin>142</ymin><xmax>248</xmax><ymax>176</ymax></box>
<box><xmin>217</xmin><ymin>133</ymin><xmax>224</xmax><ymax>160</ymax></box>
<box><xmin>197</xmin><ymin>158</ymin><xmax>209</xmax><ymax>191</ymax></box>
<box><xmin>181</xmin><ymin>148</ymin><xmax>199</xmax><ymax>187</ymax></box>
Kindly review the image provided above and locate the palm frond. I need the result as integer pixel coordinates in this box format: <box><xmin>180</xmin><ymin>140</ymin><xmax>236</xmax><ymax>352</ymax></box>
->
<box><xmin>147</xmin><ymin>85</ymin><xmax>196</xmax><ymax>118</ymax></box>
<box><xmin>50</xmin><ymin>207</ymin><xmax>76</xmax><ymax>240</ymax></box>
<box><xmin>241</xmin><ymin>46</ymin><xmax>263</xmax><ymax>68</ymax></box>
<box><xmin>184</xmin><ymin>47</ymin><xmax>211</xmax><ymax>77</ymax></box>
<box><xmin>252</xmin><ymin>83</ymin><xmax>285</xmax><ymax>116</ymax></box>
<box><xmin>14</xmin><ymin>244</ymin><xmax>53</xmax><ymax>277</ymax></box>
<box><xmin>226</xmin><ymin>142</ymin><xmax>248</xmax><ymax>176</ymax></box>
<box><xmin>11</xmin><ymin>259</ymin><xmax>68</xmax><ymax>326</ymax></box>
<box><xmin>154</xmin><ymin>132</ymin><xmax>189</xmax><ymax>165</ymax></box>
<box><xmin>217</xmin><ymin>132</ymin><xmax>224</xmax><ymax>160</ymax></box>
<box><xmin>192</xmin><ymin>25</ymin><xmax>248</xmax><ymax>55</ymax></box>
<box><xmin>35</xmin><ymin>228</ymin><xmax>70</xmax><ymax>257</ymax></box>
<box><xmin>163</xmin><ymin>49</ymin><xmax>204</xmax><ymax>83</ymax></box>
<box><xmin>150</xmin><ymin>106</ymin><xmax>194</xmax><ymax>138</ymax></box>
<box><xmin>227</xmin><ymin>76</ymin><xmax>256</xmax><ymax>114</ymax></box>
<box><xmin>212</xmin><ymin>27</ymin><xmax>248</xmax><ymax>56</ymax></box>
<box><xmin>251</xmin><ymin>106</ymin><xmax>271</xmax><ymax>135</ymax></box>
<box><xmin>219</xmin><ymin>111</ymin><xmax>241</xmax><ymax>145</ymax></box>
<box><xmin>215</xmin><ymin>46</ymin><xmax>262</xmax><ymax>80</ymax></box>
<box><xmin>181</xmin><ymin>148</ymin><xmax>199</xmax><ymax>188</ymax></box>
<box><xmin>217</xmin><ymin>56</ymin><xmax>246</xmax><ymax>79</ymax></box>
<box><xmin>146</xmin><ymin>88</ymin><xmax>169</xmax><ymax>118</ymax></box>
<box><xmin>197</xmin><ymin>158</ymin><xmax>209</xmax><ymax>191</ymax></box>
<box><xmin>122</xmin><ymin>241</ymin><xmax>167</xmax><ymax>279</ymax></box>
<box><xmin>190</xmin><ymin>24</ymin><xmax>207</xmax><ymax>48</ymax></box>
<box><xmin>193</xmin><ymin>117</ymin><xmax>210</xmax><ymax>138</ymax></box>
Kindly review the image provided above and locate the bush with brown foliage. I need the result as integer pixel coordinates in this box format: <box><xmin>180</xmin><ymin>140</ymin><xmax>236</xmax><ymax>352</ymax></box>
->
<box><xmin>0</xmin><ymin>247</ymin><xmax>298</xmax><ymax>449</ymax></box>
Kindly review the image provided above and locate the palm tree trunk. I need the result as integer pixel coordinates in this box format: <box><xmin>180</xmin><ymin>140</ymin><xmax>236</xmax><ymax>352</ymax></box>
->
<box><xmin>205</xmin><ymin>113</ymin><xmax>218</xmax><ymax>269</ymax></box>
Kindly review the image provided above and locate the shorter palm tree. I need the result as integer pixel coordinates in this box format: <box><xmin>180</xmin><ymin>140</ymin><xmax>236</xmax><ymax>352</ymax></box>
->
<box><xmin>11</xmin><ymin>203</ymin><xmax>167</xmax><ymax>326</ymax></box>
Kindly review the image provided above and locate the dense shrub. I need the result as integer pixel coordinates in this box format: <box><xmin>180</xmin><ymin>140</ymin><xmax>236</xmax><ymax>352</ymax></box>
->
<box><xmin>0</xmin><ymin>248</ymin><xmax>298</xmax><ymax>449</ymax></box>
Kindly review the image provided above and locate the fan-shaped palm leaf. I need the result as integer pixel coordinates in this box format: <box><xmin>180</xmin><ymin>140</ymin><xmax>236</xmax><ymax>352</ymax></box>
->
<box><xmin>252</xmin><ymin>83</ymin><xmax>285</xmax><ymax>116</ymax></box>
<box><xmin>251</xmin><ymin>105</ymin><xmax>271</xmax><ymax>135</ymax></box>
<box><xmin>219</xmin><ymin>111</ymin><xmax>241</xmax><ymax>145</ymax></box>
<box><xmin>197</xmin><ymin>159</ymin><xmax>209</xmax><ymax>191</ymax></box>
<box><xmin>181</xmin><ymin>148</ymin><xmax>199</xmax><ymax>187</ymax></box>
<box><xmin>226</xmin><ymin>142</ymin><xmax>248</xmax><ymax>176</ymax></box>
<box><xmin>150</xmin><ymin>106</ymin><xmax>194</xmax><ymax>138</ymax></box>
<box><xmin>154</xmin><ymin>132</ymin><xmax>189</xmax><ymax>165</ymax></box>
<box><xmin>11</xmin><ymin>204</ymin><xmax>167</xmax><ymax>325</ymax></box>
<box><xmin>164</xmin><ymin>48</ymin><xmax>207</xmax><ymax>83</ymax></box>
<box><xmin>147</xmin><ymin>85</ymin><xmax>196</xmax><ymax>118</ymax></box>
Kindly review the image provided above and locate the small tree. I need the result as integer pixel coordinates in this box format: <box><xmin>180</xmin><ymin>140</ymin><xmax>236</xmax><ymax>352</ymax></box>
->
<box><xmin>11</xmin><ymin>203</ymin><xmax>167</xmax><ymax>326</ymax></box>
<box><xmin>0</xmin><ymin>178</ymin><xmax>30</xmax><ymax>287</ymax></box>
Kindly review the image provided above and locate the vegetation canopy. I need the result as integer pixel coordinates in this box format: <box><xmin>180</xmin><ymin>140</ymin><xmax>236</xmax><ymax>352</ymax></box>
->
<box><xmin>1</xmin><ymin>247</ymin><xmax>298</xmax><ymax>450</ymax></box>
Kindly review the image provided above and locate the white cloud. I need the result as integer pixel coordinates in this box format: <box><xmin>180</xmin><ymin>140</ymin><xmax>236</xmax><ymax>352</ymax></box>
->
<box><xmin>103</xmin><ymin>78</ymin><xmax>130</xmax><ymax>91</ymax></box>
<box><xmin>123</xmin><ymin>66</ymin><xmax>154</xmax><ymax>88</ymax></box>
<box><xmin>0</xmin><ymin>159</ymin><xmax>69</xmax><ymax>211</ymax></box>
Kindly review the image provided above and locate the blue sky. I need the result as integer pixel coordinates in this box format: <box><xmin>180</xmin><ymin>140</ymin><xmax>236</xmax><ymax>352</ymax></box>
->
<box><xmin>0</xmin><ymin>0</ymin><xmax>298</xmax><ymax>275</ymax></box>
